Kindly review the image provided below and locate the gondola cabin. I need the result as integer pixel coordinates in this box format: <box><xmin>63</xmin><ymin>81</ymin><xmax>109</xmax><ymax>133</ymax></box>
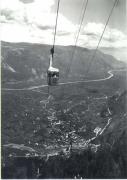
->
<box><xmin>47</xmin><ymin>51</ymin><xmax>59</xmax><ymax>86</ymax></box>
<box><xmin>47</xmin><ymin>47</ymin><xmax>60</xmax><ymax>86</ymax></box>
<box><xmin>47</xmin><ymin>67</ymin><xmax>59</xmax><ymax>86</ymax></box>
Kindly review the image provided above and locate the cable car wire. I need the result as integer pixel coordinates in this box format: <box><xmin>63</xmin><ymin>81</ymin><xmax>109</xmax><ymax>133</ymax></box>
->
<box><xmin>60</xmin><ymin>0</ymin><xmax>89</xmax><ymax>97</ymax></box>
<box><xmin>86</xmin><ymin>0</ymin><xmax>119</xmax><ymax>76</ymax></box>
<box><xmin>52</xmin><ymin>0</ymin><xmax>61</xmax><ymax>55</ymax></box>
<box><xmin>66</xmin><ymin>0</ymin><xmax>89</xmax><ymax>77</ymax></box>
<box><xmin>60</xmin><ymin>0</ymin><xmax>118</xmax><ymax>98</ymax></box>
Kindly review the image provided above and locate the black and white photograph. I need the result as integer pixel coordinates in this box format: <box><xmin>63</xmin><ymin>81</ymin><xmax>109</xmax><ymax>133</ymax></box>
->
<box><xmin>1</xmin><ymin>0</ymin><xmax>127</xmax><ymax>179</ymax></box>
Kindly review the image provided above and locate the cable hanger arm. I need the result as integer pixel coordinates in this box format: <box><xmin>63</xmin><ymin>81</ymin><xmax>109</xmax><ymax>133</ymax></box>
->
<box><xmin>51</xmin><ymin>0</ymin><xmax>60</xmax><ymax>57</ymax></box>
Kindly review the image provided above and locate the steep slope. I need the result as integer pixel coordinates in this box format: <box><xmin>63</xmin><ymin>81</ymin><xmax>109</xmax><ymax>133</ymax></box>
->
<box><xmin>1</xmin><ymin>41</ymin><xmax>126</xmax><ymax>83</ymax></box>
<box><xmin>2</xmin><ymin>91</ymin><xmax>127</xmax><ymax>179</ymax></box>
<box><xmin>100</xmin><ymin>90</ymin><xmax>127</xmax><ymax>144</ymax></box>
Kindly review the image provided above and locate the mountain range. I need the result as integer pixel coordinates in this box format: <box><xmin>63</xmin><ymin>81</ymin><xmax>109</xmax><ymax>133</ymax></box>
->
<box><xmin>1</xmin><ymin>41</ymin><xmax>127</xmax><ymax>178</ymax></box>
<box><xmin>1</xmin><ymin>41</ymin><xmax>126</xmax><ymax>84</ymax></box>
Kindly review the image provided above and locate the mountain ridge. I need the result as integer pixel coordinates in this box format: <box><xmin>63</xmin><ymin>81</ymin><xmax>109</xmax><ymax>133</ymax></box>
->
<box><xmin>1</xmin><ymin>41</ymin><xmax>126</xmax><ymax>83</ymax></box>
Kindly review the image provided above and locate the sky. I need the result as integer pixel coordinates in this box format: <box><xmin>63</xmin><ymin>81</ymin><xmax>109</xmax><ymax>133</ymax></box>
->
<box><xmin>1</xmin><ymin>0</ymin><xmax>127</xmax><ymax>62</ymax></box>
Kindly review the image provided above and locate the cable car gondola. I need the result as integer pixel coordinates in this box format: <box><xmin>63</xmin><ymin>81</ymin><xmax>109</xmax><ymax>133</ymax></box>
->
<box><xmin>47</xmin><ymin>0</ymin><xmax>60</xmax><ymax>87</ymax></box>
<box><xmin>47</xmin><ymin>48</ymin><xmax>59</xmax><ymax>86</ymax></box>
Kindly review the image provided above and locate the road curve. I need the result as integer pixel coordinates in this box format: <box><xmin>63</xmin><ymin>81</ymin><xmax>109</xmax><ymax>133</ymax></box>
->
<box><xmin>2</xmin><ymin>69</ymin><xmax>126</xmax><ymax>91</ymax></box>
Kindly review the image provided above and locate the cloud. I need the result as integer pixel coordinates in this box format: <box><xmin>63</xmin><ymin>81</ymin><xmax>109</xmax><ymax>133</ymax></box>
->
<box><xmin>0</xmin><ymin>0</ymin><xmax>127</xmax><ymax>49</ymax></box>
<box><xmin>0</xmin><ymin>9</ymin><xmax>15</xmax><ymax>22</ymax></box>
<box><xmin>0</xmin><ymin>0</ymin><xmax>76</xmax><ymax>45</ymax></box>
<box><xmin>82</xmin><ymin>22</ymin><xmax>125</xmax><ymax>41</ymax></box>
<box><xmin>37</xmin><ymin>25</ymin><xmax>53</xmax><ymax>30</ymax></box>
<box><xmin>79</xmin><ymin>22</ymin><xmax>127</xmax><ymax>48</ymax></box>
<box><xmin>19</xmin><ymin>0</ymin><xmax>34</xmax><ymax>3</ymax></box>
<box><xmin>0</xmin><ymin>0</ymin><xmax>75</xmax><ymax>32</ymax></box>
<box><xmin>57</xmin><ymin>31</ymin><xmax>72</xmax><ymax>36</ymax></box>
<box><xmin>0</xmin><ymin>0</ymin><xmax>54</xmax><ymax>23</ymax></box>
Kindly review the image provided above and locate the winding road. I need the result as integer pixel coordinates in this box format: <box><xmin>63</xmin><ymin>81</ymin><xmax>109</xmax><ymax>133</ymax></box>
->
<box><xmin>2</xmin><ymin>69</ymin><xmax>126</xmax><ymax>91</ymax></box>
